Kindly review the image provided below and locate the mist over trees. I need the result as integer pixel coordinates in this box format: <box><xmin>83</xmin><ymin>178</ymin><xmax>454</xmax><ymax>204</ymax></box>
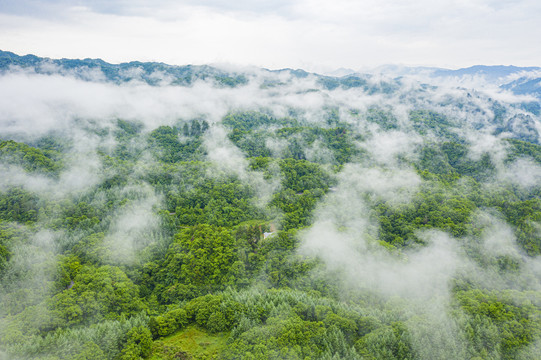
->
<box><xmin>0</xmin><ymin>51</ymin><xmax>540</xmax><ymax>359</ymax></box>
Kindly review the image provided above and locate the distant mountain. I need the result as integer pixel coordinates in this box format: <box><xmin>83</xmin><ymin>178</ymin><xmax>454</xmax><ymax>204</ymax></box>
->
<box><xmin>324</xmin><ymin>67</ymin><xmax>357</xmax><ymax>77</ymax></box>
<box><xmin>431</xmin><ymin>65</ymin><xmax>541</xmax><ymax>99</ymax></box>
<box><xmin>0</xmin><ymin>50</ymin><xmax>252</xmax><ymax>87</ymax></box>
<box><xmin>1</xmin><ymin>50</ymin><xmax>540</xmax><ymax>98</ymax></box>
<box><xmin>0</xmin><ymin>50</ymin><xmax>401</xmax><ymax>94</ymax></box>
<box><xmin>372</xmin><ymin>64</ymin><xmax>445</xmax><ymax>76</ymax></box>
<box><xmin>375</xmin><ymin>64</ymin><xmax>541</xmax><ymax>99</ymax></box>
<box><xmin>0</xmin><ymin>50</ymin><xmax>350</xmax><ymax>87</ymax></box>
<box><xmin>501</xmin><ymin>76</ymin><xmax>541</xmax><ymax>98</ymax></box>
<box><xmin>433</xmin><ymin>65</ymin><xmax>540</xmax><ymax>80</ymax></box>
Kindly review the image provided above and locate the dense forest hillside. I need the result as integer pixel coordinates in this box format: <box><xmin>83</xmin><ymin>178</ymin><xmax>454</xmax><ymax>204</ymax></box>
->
<box><xmin>0</xmin><ymin>51</ymin><xmax>540</xmax><ymax>359</ymax></box>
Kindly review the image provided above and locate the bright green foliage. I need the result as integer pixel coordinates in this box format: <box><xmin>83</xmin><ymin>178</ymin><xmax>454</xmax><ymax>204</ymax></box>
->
<box><xmin>267</xmin><ymin>158</ymin><xmax>332</xmax><ymax>229</ymax></box>
<box><xmin>1</xmin><ymin>101</ymin><xmax>541</xmax><ymax>360</ymax></box>
<box><xmin>156</xmin><ymin>225</ymin><xmax>238</xmax><ymax>301</ymax></box>
<box><xmin>183</xmin><ymin>294</ymin><xmax>246</xmax><ymax>333</ymax></box>
<box><xmin>499</xmin><ymin>198</ymin><xmax>541</xmax><ymax>255</ymax></box>
<box><xmin>71</xmin><ymin>342</ymin><xmax>106</xmax><ymax>360</ymax></box>
<box><xmin>376</xmin><ymin>182</ymin><xmax>477</xmax><ymax>244</ymax></box>
<box><xmin>0</xmin><ymin>140</ymin><xmax>62</xmax><ymax>174</ymax></box>
<box><xmin>49</xmin><ymin>264</ymin><xmax>145</xmax><ymax>326</ymax></box>
<box><xmin>271</xmin><ymin>189</ymin><xmax>323</xmax><ymax>230</ymax></box>
<box><xmin>120</xmin><ymin>326</ymin><xmax>153</xmax><ymax>360</ymax></box>
<box><xmin>53</xmin><ymin>254</ymin><xmax>82</xmax><ymax>291</ymax></box>
<box><xmin>174</xmin><ymin>225</ymin><xmax>237</xmax><ymax>288</ymax></box>
<box><xmin>454</xmin><ymin>289</ymin><xmax>541</xmax><ymax>359</ymax></box>
<box><xmin>356</xmin><ymin>322</ymin><xmax>416</xmax><ymax>360</ymax></box>
<box><xmin>148</xmin><ymin>124</ymin><xmax>205</xmax><ymax>162</ymax></box>
<box><xmin>71</xmin><ymin>232</ymin><xmax>109</xmax><ymax>264</ymax></box>
<box><xmin>149</xmin><ymin>325</ymin><xmax>229</xmax><ymax>360</ymax></box>
<box><xmin>0</xmin><ymin>243</ymin><xmax>9</xmax><ymax>272</ymax></box>
<box><xmin>224</xmin><ymin>316</ymin><xmax>326</xmax><ymax>359</ymax></box>
<box><xmin>149</xmin><ymin>309</ymin><xmax>188</xmax><ymax>338</ymax></box>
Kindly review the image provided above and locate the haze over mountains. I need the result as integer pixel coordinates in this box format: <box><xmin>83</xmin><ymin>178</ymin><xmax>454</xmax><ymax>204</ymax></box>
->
<box><xmin>2</xmin><ymin>50</ymin><xmax>541</xmax><ymax>99</ymax></box>
<box><xmin>0</xmin><ymin>50</ymin><xmax>540</xmax><ymax>359</ymax></box>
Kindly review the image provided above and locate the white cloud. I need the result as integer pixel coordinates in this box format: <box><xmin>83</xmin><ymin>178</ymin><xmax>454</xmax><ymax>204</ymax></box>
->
<box><xmin>0</xmin><ymin>0</ymin><xmax>540</xmax><ymax>71</ymax></box>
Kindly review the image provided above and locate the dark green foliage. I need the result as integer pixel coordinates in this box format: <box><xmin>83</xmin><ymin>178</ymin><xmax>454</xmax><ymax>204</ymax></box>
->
<box><xmin>224</xmin><ymin>111</ymin><xmax>359</xmax><ymax>164</ymax></box>
<box><xmin>273</xmin><ymin>126</ymin><xmax>359</xmax><ymax>164</ymax></box>
<box><xmin>0</xmin><ymin>243</ymin><xmax>9</xmax><ymax>272</ymax></box>
<box><xmin>318</xmin><ymin>75</ymin><xmax>398</xmax><ymax>94</ymax></box>
<box><xmin>223</xmin><ymin>111</ymin><xmax>296</xmax><ymax>132</ymax></box>
<box><xmin>279</xmin><ymin>159</ymin><xmax>332</xmax><ymax>193</ymax></box>
<box><xmin>215</xmin><ymin>75</ymin><xmax>248</xmax><ymax>87</ymax></box>
<box><xmin>498</xmin><ymin>198</ymin><xmax>541</xmax><ymax>255</ymax></box>
<box><xmin>417</xmin><ymin>142</ymin><xmax>495</xmax><ymax>181</ymax></box>
<box><xmin>505</xmin><ymin>138</ymin><xmax>541</xmax><ymax>164</ymax></box>
<box><xmin>494</xmin><ymin>114</ymin><xmax>539</xmax><ymax>144</ymax></box>
<box><xmin>0</xmin><ymin>140</ymin><xmax>62</xmax><ymax>174</ymax></box>
<box><xmin>271</xmin><ymin>189</ymin><xmax>323</xmax><ymax>230</ymax></box>
<box><xmin>0</xmin><ymin>220</ymin><xmax>28</xmax><ymax>274</ymax></box>
<box><xmin>228</xmin><ymin>129</ymin><xmax>273</xmax><ymax>158</ymax></box>
<box><xmin>318</xmin><ymin>75</ymin><xmax>368</xmax><ymax>91</ymax></box>
<box><xmin>410</xmin><ymin>110</ymin><xmax>459</xmax><ymax>141</ymax></box>
<box><xmin>441</xmin><ymin>142</ymin><xmax>495</xmax><ymax>180</ymax></box>
<box><xmin>115</xmin><ymin>119</ymin><xmax>143</xmax><ymax>140</ymax></box>
<box><xmin>167</xmin><ymin>176</ymin><xmax>265</xmax><ymax>227</ymax></box>
<box><xmin>34</xmin><ymin>135</ymin><xmax>68</xmax><ymax>153</ymax></box>
<box><xmin>0</xmin><ymin>187</ymin><xmax>40</xmax><ymax>223</ymax></box>
<box><xmin>112</xmin><ymin>120</ymin><xmax>144</xmax><ymax>160</ymax></box>
<box><xmin>376</xmin><ymin>181</ymin><xmax>477</xmax><ymax>244</ymax></box>
<box><xmin>148</xmin><ymin>124</ymin><xmax>204</xmax><ymax>162</ymax></box>
<box><xmin>58</xmin><ymin>201</ymin><xmax>101</xmax><ymax>231</ymax></box>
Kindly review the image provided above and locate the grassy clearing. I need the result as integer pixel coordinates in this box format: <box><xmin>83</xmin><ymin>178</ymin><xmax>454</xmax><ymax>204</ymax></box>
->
<box><xmin>149</xmin><ymin>325</ymin><xmax>229</xmax><ymax>360</ymax></box>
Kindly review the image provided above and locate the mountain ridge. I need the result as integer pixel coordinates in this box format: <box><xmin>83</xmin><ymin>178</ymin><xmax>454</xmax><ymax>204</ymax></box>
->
<box><xmin>2</xmin><ymin>49</ymin><xmax>539</xmax><ymax>80</ymax></box>
<box><xmin>1</xmin><ymin>50</ymin><xmax>541</xmax><ymax>98</ymax></box>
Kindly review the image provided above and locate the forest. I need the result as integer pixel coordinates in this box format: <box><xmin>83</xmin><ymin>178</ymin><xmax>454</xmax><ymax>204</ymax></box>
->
<box><xmin>0</xmin><ymin>54</ymin><xmax>540</xmax><ymax>359</ymax></box>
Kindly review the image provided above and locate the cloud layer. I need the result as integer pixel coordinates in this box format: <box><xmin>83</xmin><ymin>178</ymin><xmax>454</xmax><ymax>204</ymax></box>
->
<box><xmin>0</xmin><ymin>0</ymin><xmax>540</xmax><ymax>71</ymax></box>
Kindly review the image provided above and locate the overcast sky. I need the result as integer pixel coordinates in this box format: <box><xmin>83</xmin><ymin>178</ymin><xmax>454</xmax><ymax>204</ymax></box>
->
<box><xmin>0</xmin><ymin>0</ymin><xmax>539</xmax><ymax>72</ymax></box>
